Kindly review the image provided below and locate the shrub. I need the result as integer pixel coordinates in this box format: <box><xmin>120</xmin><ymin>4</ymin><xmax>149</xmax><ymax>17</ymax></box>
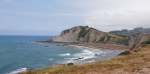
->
<box><xmin>78</xmin><ymin>27</ymin><xmax>89</xmax><ymax>38</ymax></box>
<box><xmin>67</xmin><ymin>63</ymin><xmax>74</xmax><ymax>66</ymax></box>
<box><xmin>133</xmin><ymin>49</ymin><xmax>140</xmax><ymax>52</ymax></box>
<box><xmin>142</xmin><ymin>40</ymin><xmax>150</xmax><ymax>44</ymax></box>
<box><xmin>118</xmin><ymin>51</ymin><xmax>130</xmax><ymax>55</ymax></box>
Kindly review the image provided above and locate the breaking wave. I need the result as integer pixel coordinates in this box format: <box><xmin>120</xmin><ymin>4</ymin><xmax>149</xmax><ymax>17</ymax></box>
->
<box><xmin>7</xmin><ymin>68</ymin><xmax>27</xmax><ymax>74</ymax></box>
<box><xmin>60</xmin><ymin>53</ymin><xmax>71</xmax><ymax>56</ymax></box>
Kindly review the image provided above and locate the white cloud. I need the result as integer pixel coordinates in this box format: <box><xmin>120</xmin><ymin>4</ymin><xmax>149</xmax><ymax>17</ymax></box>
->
<box><xmin>74</xmin><ymin>0</ymin><xmax>150</xmax><ymax>31</ymax></box>
<box><xmin>1</xmin><ymin>0</ymin><xmax>150</xmax><ymax>34</ymax></box>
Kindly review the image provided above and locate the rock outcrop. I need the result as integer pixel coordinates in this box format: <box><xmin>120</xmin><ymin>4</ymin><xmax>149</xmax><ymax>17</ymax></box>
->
<box><xmin>127</xmin><ymin>33</ymin><xmax>150</xmax><ymax>48</ymax></box>
<box><xmin>50</xmin><ymin>26</ymin><xmax>122</xmax><ymax>43</ymax></box>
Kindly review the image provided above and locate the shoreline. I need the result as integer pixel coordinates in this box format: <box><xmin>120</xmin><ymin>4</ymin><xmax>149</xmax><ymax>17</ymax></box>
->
<box><xmin>74</xmin><ymin>43</ymin><xmax>130</xmax><ymax>50</ymax></box>
<box><xmin>19</xmin><ymin>44</ymin><xmax>150</xmax><ymax>74</ymax></box>
<box><xmin>38</xmin><ymin>41</ymin><xmax>130</xmax><ymax>50</ymax></box>
<box><xmin>16</xmin><ymin>42</ymin><xmax>126</xmax><ymax>74</ymax></box>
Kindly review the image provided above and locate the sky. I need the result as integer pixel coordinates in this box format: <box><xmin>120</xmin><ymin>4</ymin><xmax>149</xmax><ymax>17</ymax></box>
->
<box><xmin>0</xmin><ymin>0</ymin><xmax>150</xmax><ymax>35</ymax></box>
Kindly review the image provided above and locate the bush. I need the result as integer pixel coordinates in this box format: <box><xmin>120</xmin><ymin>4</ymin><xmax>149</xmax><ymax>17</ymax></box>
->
<box><xmin>67</xmin><ymin>63</ymin><xmax>74</xmax><ymax>66</ymax></box>
<box><xmin>118</xmin><ymin>51</ymin><xmax>130</xmax><ymax>55</ymax></box>
<box><xmin>142</xmin><ymin>40</ymin><xmax>150</xmax><ymax>44</ymax></box>
<box><xmin>133</xmin><ymin>49</ymin><xmax>140</xmax><ymax>52</ymax></box>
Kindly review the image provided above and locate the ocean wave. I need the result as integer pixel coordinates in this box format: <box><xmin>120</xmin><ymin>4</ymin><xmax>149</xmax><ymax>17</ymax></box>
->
<box><xmin>60</xmin><ymin>49</ymin><xmax>104</xmax><ymax>64</ymax></box>
<box><xmin>59</xmin><ymin>45</ymin><xmax>105</xmax><ymax>64</ymax></box>
<box><xmin>72</xmin><ymin>46</ymin><xmax>104</xmax><ymax>59</ymax></box>
<box><xmin>60</xmin><ymin>53</ymin><xmax>71</xmax><ymax>56</ymax></box>
<box><xmin>7</xmin><ymin>68</ymin><xmax>27</xmax><ymax>74</ymax></box>
<box><xmin>73</xmin><ymin>49</ymin><xmax>95</xmax><ymax>60</ymax></box>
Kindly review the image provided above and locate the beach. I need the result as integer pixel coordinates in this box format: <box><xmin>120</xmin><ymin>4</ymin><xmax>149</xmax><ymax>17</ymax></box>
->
<box><xmin>74</xmin><ymin>43</ymin><xmax>130</xmax><ymax>50</ymax></box>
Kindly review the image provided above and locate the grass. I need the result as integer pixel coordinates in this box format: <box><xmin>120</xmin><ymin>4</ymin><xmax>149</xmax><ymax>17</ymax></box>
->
<box><xmin>105</xmin><ymin>32</ymin><xmax>123</xmax><ymax>39</ymax></box>
<box><xmin>19</xmin><ymin>44</ymin><xmax>150</xmax><ymax>74</ymax></box>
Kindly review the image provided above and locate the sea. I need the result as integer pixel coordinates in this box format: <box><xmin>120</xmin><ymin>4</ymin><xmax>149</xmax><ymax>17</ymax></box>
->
<box><xmin>0</xmin><ymin>35</ymin><xmax>124</xmax><ymax>74</ymax></box>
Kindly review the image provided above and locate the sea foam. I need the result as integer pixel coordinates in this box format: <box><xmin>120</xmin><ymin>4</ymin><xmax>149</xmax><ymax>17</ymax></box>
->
<box><xmin>60</xmin><ymin>45</ymin><xmax>105</xmax><ymax>64</ymax></box>
<box><xmin>7</xmin><ymin>68</ymin><xmax>27</xmax><ymax>74</ymax></box>
<box><xmin>60</xmin><ymin>53</ymin><xmax>71</xmax><ymax>56</ymax></box>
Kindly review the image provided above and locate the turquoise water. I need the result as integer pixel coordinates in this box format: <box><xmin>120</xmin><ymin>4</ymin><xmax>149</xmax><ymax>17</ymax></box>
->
<box><xmin>0</xmin><ymin>35</ymin><xmax>123</xmax><ymax>74</ymax></box>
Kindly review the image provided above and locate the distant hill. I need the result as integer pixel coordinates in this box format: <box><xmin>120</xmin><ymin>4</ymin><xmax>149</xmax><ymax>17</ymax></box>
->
<box><xmin>50</xmin><ymin>26</ymin><xmax>123</xmax><ymax>43</ymax></box>
<box><xmin>109</xmin><ymin>27</ymin><xmax>150</xmax><ymax>36</ymax></box>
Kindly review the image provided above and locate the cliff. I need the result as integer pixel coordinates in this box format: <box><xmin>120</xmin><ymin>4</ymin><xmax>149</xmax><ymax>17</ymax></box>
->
<box><xmin>127</xmin><ymin>33</ymin><xmax>150</xmax><ymax>48</ymax></box>
<box><xmin>50</xmin><ymin>26</ymin><xmax>122</xmax><ymax>43</ymax></box>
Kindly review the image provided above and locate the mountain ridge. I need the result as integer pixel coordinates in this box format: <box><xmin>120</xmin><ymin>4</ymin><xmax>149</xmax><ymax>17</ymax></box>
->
<box><xmin>50</xmin><ymin>26</ymin><xmax>123</xmax><ymax>43</ymax></box>
<box><xmin>109</xmin><ymin>27</ymin><xmax>150</xmax><ymax>36</ymax></box>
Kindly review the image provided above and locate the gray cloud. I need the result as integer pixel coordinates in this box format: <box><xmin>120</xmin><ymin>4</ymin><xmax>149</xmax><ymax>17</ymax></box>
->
<box><xmin>1</xmin><ymin>0</ymin><xmax>150</xmax><ymax>35</ymax></box>
<box><xmin>85</xmin><ymin>0</ymin><xmax>150</xmax><ymax>31</ymax></box>
<box><xmin>65</xmin><ymin>0</ymin><xmax>150</xmax><ymax>31</ymax></box>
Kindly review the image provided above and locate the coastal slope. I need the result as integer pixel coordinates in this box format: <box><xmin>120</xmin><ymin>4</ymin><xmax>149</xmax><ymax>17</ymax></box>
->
<box><xmin>50</xmin><ymin>26</ymin><xmax>122</xmax><ymax>43</ymax></box>
<box><xmin>127</xmin><ymin>33</ymin><xmax>150</xmax><ymax>48</ymax></box>
<box><xmin>19</xmin><ymin>44</ymin><xmax>150</xmax><ymax>74</ymax></box>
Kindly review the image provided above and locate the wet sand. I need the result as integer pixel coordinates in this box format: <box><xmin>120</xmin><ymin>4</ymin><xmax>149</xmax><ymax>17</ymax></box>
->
<box><xmin>74</xmin><ymin>43</ymin><xmax>130</xmax><ymax>50</ymax></box>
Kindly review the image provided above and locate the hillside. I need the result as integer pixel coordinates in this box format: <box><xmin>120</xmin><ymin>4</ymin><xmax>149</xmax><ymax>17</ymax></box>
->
<box><xmin>19</xmin><ymin>44</ymin><xmax>150</xmax><ymax>74</ymax></box>
<box><xmin>109</xmin><ymin>27</ymin><xmax>150</xmax><ymax>36</ymax></box>
<box><xmin>127</xmin><ymin>33</ymin><xmax>150</xmax><ymax>48</ymax></box>
<box><xmin>50</xmin><ymin>26</ymin><xmax>123</xmax><ymax>43</ymax></box>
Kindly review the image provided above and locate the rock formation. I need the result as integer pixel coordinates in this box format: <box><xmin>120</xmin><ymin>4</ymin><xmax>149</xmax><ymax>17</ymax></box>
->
<box><xmin>50</xmin><ymin>26</ymin><xmax>150</xmax><ymax>48</ymax></box>
<box><xmin>50</xmin><ymin>26</ymin><xmax>122</xmax><ymax>43</ymax></box>
<box><xmin>127</xmin><ymin>33</ymin><xmax>150</xmax><ymax>48</ymax></box>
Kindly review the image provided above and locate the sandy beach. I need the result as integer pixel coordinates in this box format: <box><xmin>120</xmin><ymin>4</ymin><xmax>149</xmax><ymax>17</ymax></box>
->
<box><xmin>74</xmin><ymin>43</ymin><xmax>130</xmax><ymax>50</ymax></box>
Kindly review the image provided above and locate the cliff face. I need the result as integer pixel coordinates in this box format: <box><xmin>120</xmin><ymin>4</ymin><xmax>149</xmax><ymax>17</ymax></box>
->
<box><xmin>127</xmin><ymin>33</ymin><xmax>150</xmax><ymax>47</ymax></box>
<box><xmin>51</xmin><ymin>26</ymin><xmax>122</xmax><ymax>43</ymax></box>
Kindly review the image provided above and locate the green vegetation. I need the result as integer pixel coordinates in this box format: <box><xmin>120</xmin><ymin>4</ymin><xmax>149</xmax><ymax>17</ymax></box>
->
<box><xmin>78</xmin><ymin>27</ymin><xmax>90</xmax><ymax>38</ymax></box>
<box><xmin>118</xmin><ymin>51</ymin><xmax>130</xmax><ymax>55</ymax></box>
<box><xmin>109</xmin><ymin>27</ymin><xmax>150</xmax><ymax>36</ymax></box>
<box><xmin>105</xmin><ymin>32</ymin><xmax>123</xmax><ymax>39</ymax></box>
<box><xmin>19</xmin><ymin>44</ymin><xmax>150</xmax><ymax>74</ymax></box>
<box><xmin>116</xmin><ymin>34</ymin><xmax>127</xmax><ymax>38</ymax></box>
<box><xmin>63</xmin><ymin>29</ymin><xmax>70</xmax><ymax>34</ymax></box>
<box><xmin>142</xmin><ymin>40</ymin><xmax>150</xmax><ymax>44</ymax></box>
<box><xmin>67</xmin><ymin>63</ymin><xmax>74</xmax><ymax>66</ymax></box>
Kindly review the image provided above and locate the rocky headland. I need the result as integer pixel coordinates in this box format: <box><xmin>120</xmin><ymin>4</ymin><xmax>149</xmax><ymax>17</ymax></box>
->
<box><xmin>50</xmin><ymin>26</ymin><xmax>123</xmax><ymax>43</ymax></box>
